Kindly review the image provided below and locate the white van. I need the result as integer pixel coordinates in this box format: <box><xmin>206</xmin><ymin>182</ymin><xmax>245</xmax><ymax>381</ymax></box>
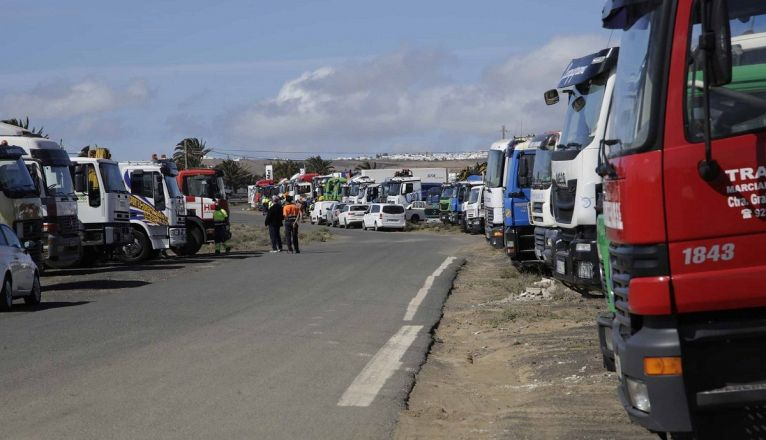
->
<box><xmin>363</xmin><ymin>203</ymin><xmax>406</xmax><ymax>231</ymax></box>
<box><xmin>310</xmin><ymin>201</ymin><xmax>335</xmax><ymax>225</ymax></box>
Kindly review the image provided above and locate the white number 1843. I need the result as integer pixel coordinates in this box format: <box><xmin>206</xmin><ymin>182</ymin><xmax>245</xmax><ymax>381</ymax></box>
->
<box><xmin>682</xmin><ymin>244</ymin><xmax>735</xmax><ymax>265</ymax></box>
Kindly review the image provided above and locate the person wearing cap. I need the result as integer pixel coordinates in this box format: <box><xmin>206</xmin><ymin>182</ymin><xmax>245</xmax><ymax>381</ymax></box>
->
<box><xmin>264</xmin><ymin>195</ymin><xmax>284</xmax><ymax>253</ymax></box>
<box><xmin>282</xmin><ymin>196</ymin><xmax>302</xmax><ymax>254</ymax></box>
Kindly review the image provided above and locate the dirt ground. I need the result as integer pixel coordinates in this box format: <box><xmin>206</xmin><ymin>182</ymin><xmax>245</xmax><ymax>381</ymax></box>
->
<box><xmin>396</xmin><ymin>242</ymin><xmax>653</xmax><ymax>440</ymax></box>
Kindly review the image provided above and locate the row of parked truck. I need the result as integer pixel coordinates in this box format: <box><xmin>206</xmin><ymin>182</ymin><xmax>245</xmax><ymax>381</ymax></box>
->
<box><xmin>439</xmin><ymin>1</ymin><xmax>766</xmax><ymax>437</ymax></box>
<box><xmin>0</xmin><ymin>122</ymin><xmax>230</xmax><ymax>284</ymax></box>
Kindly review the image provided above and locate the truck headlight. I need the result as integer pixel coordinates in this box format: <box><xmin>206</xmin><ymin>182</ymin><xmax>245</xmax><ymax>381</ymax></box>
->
<box><xmin>626</xmin><ymin>378</ymin><xmax>651</xmax><ymax>413</ymax></box>
<box><xmin>576</xmin><ymin>243</ymin><xmax>592</xmax><ymax>252</ymax></box>
<box><xmin>577</xmin><ymin>262</ymin><xmax>594</xmax><ymax>279</ymax></box>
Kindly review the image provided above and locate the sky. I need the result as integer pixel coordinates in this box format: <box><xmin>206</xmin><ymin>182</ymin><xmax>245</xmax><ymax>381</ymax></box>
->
<box><xmin>0</xmin><ymin>0</ymin><xmax>613</xmax><ymax>161</ymax></box>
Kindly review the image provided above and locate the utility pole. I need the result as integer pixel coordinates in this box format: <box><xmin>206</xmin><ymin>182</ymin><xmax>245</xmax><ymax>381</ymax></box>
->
<box><xmin>501</xmin><ymin>125</ymin><xmax>507</xmax><ymax>140</ymax></box>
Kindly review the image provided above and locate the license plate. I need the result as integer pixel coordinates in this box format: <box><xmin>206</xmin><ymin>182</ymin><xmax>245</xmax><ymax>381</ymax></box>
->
<box><xmin>556</xmin><ymin>260</ymin><xmax>566</xmax><ymax>274</ymax></box>
<box><xmin>387</xmin><ymin>219</ymin><xmax>398</xmax><ymax>222</ymax></box>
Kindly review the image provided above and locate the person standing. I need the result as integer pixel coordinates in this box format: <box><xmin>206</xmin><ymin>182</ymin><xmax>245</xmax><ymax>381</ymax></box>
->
<box><xmin>265</xmin><ymin>195</ymin><xmax>283</xmax><ymax>253</ymax></box>
<box><xmin>282</xmin><ymin>196</ymin><xmax>302</xmax><ymax>254</ymax></box>
<box><xmin>213</xmin><ymin>203</ymin><xmax>231</xmax><ymax>255</ymax></box>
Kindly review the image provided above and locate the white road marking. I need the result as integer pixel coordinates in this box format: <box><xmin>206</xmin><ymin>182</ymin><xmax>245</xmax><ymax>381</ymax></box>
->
<box><xmin>403</xmin><ymin>257</ymin><xmax>456</xmax><ymax>321</ymax></box>
<box><xmin>338</xmin><ymin>325</ymin><xmax>423</xmax><ymax>407</ymax></box>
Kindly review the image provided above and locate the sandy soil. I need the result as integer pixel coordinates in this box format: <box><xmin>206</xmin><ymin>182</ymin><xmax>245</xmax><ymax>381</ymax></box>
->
<box><xmin>395</xmin><ymin>242</ymin><xmax>653</xmax><ymax>440</ymax></box>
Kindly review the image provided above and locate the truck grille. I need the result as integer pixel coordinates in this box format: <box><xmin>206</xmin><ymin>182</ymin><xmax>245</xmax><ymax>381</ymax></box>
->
<box><xmin>59</xmin><ymin>215</ymin><xmax>79</xmax><ymax>236</ymax></box>
<box><xmin>486</xmin><ymin>209</ymin><xmax>494</xmax><ymax>225</ymax></box>
<box><xmin>552</xmin><ymin>179</ymin><xmax>576</xmax><ymax>224</ymax></box>
<box><xmin>440</xmin><ymin>201</ymin><xmax>449</xmax><ymax>212</ymax></box>
<box><xmin>532</xmin><ymin>202</ymin><xmax>544</xmax><ymax>223</ymax></box>
<box><xmin>610</xmin><ymin>244</ymin><xmax>669</xmax><ymax>337</ymax></box>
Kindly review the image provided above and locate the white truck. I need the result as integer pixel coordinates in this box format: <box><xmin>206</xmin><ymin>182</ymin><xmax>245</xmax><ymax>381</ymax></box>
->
<box><xmin>70</xmin><ymin>149</ymin><xmax>132</xmax><ymax>263</ymax></box>
<box><xmin>0</xmin><ymin>123</ymin><xmax>80</xmax><ymax>268</ymax></box>
<box><xmin>527</xmin><ymin>132</ymin><xmax>561</xmax><ymax>267</ymax></box>
<box><xmin>118</xmin><ymin>158</ymin><xmax>186</xmax><ymax>262</ymax></box>
<box><xmin>464</xmin><ymin>184</ymin><xmax>485</xmax><ymax>234</ymax></box>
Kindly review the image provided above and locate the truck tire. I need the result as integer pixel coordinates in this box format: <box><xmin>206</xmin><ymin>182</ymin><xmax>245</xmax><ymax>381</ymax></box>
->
<box><xmin>24</xmin><ymin>273</ymin><xmax>41</xmax><ymax>305</ymax></box>
<box><xmin>0</xmin><ymin>276</ymin><xmax>12</xmax><ymax>311</ymax></box>
<box><xmin>117</xmin><ymin>228</ymin><xmax>152</xmax><ymax>263</ymax></box>
<box><xmin>182</xmin><ymin>226</ymin><xmax>204</xmax><ymax>256</ymax></box>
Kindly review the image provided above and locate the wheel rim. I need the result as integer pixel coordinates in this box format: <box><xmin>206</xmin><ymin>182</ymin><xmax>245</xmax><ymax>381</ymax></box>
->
<box><xmin>122</xmin><ymin>237</ymin><xmax>144</xmax><ymax>259</ymax></box>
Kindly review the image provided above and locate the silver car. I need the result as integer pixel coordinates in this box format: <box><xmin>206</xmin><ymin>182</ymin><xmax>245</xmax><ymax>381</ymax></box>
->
<box><xmin>0</xmin><ymin>224</ymin><xmax>41</xmax><ymax>311</ymax></box>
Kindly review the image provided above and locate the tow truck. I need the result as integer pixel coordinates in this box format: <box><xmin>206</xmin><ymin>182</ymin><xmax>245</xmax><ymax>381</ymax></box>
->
<box><xmin>176</xmin><ymin>168</ymin><xmax>228</xmax><ymax>255</ymax></box>
<box><xmin>528</xmin><ymin>131</ymin><xmax>561</xmax><ymax>270</ymax></box>
<box><xmin>0</xmin><ymin>123</ymin><xmax>80</xmax><ymax>269</ymax></box>
<box><xmin>118</xmin><ymin>156</ymin><xmax>186</xmax><ymax>262</ymax></box>
<box><xmin>71</xmin><ymin>148</ymin><xmax>132</xmax><ymax>263</ymax></box>
<box><xmin>543</xmin><ymin>46</ymin><xmax>618</xmax><ymax>291</ymax></box>
<box><xmin>601</xmin><ymin>1</ymin><xmax>766</xmax><ymax>436</ymax></box>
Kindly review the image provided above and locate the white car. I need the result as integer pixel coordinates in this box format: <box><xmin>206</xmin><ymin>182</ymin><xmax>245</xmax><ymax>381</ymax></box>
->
<box><xmin>363</xmin><ymin>203</ymin><xmax>406</xmax><ymax>231</ymax></box>
<box><xmin>310</xmin><ymin>201</ymin><xmax>336</xmax><ymax>225</ymax></box>
<box><xmin>0</xmin><ymin>224</ymin><xmax>41</xmax><ymax>311</ymax></box>
<box><xmin>338</xmin><ymin>204</ymin><xmax>368</xmax><ymax>228</ymax></box>
<box><xmin>328</xmin><ymin>202</ymin><xmax>347</xmax><ymax>227</ymax></box>
<box><xmin>405</xmin><ymin>201</ymin><xmax>429</xmax><ymax>223</ymax></box>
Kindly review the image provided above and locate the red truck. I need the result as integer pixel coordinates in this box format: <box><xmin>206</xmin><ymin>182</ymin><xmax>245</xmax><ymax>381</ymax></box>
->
<box><xmin>601</xmin><ymin>0</ymin><xmax>766</xmax><ymax>437</ymax></box>
<box><xmin>175</xmin><ymin>168</ymin><xmax>228</xmax><ymax>255</ymax></box>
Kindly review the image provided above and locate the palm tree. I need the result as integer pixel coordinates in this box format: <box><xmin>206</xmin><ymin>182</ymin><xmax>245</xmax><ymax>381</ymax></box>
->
<box><xmin>1</xmin><ymin>117</ymin><xmax>47</xmax><ymax>138</ymax></box>
<box><xmin>354</xmin><ymin>160</ymin><xmax>378</xmax><ymax>171</ymax></box>
<box><xmin>304</xmin><ymin>155</ymin><xmax>335</xmax><ymax>174</ymax></box>
<box><xmin>271</xmin><ymin>160</ymin><xmax>304</xmax><ymax>180</ymax></box>
<box><xmin>215</xmin><ymin>159</ymin><xmax>253</xmax><ymax>193</ymax></box>
<box><xmin>173</xmin><ymin>138</ymin><xmax>211</xmax><ymax>170</ymax></box>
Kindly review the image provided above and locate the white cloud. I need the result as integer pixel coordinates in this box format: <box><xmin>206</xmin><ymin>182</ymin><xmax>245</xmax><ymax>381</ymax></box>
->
<box><xmin>1</xmin><ymin>79</ymin><xmax>151</xmax><ymax>119</ymax></box>
<box><xmin>225</xmin><ymin>34</ymin><xmax>608</xmax><ymax>152</ymax></box>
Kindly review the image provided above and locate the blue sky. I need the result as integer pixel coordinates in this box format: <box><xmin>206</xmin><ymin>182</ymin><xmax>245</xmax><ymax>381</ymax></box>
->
<box><xmin>1</xmin><ymin>0</ymin><xmax>611</xmax><ymax>160</ymax></box>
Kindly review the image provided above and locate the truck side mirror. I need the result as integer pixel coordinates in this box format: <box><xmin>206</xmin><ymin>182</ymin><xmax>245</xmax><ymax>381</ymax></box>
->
<box><xmin>73</xmin><ymin>166</ymin><xmax>85</xmax><ymax>193</ymax></box>
<box><xmin>544</xmin><ymin>89</ymin><xmax>559</xmax><ymax>106</ymax></box>
<box><xmin>705</xmin><ymin>0</ymin><xmax>732</xmax><ymax>87</ymax></box>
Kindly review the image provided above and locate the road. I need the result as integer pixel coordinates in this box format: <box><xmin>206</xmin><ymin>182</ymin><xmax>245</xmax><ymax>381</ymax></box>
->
<box><xmin>0</xmin><ymin>212</ymin><xmax>471</xmax><ymax>439</ymax></box>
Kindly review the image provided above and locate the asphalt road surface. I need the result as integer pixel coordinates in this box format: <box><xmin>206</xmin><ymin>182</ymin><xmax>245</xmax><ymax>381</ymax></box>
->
<box><xmin>0</xmin><ymin>212</ymin><xmax>471</xmax><ymax>439</ymax></box>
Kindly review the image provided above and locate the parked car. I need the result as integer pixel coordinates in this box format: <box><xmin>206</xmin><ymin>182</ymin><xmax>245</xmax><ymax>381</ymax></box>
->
<box><xmin>363</xmin><ymin>203</ymin><xmax>406</xmax><ymax>231</ymax></box>
<box><xmin>405</xmin><ymin>201</ymin><xmax>429</xmax><ymax>223</ymax></box>
<box><xmin>329</xmin><ymin>202</ymin><xmax>347</xmax><ymax>227</ymax></box>
<box><xmin>310</xmin><ymin>201</ymin><xmax>336</xmax><ymax>225</ymax></box>
<box><xmin>338</xmin><ymin>204</ymin><xmax>368</xmax><ymax>228</ymax></box>
<box><xmin>0</xmin><ymin>224</ymin><xmax>41</xmax><ymax>311</ymax></box>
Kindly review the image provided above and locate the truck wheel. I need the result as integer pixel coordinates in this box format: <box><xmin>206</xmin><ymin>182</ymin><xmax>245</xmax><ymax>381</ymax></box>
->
<box><xmin>183</xmin><ymin>226</ymin><xmax>204</xmax><ymax>256</ymax></box>
<box><xmin>0</xmin><ymin>276</ymin><xmax>12</xmax><ymax>311</ymax></box>
<box><xmin>118</xmin><ymin>228</ymin><xmax>152</xmax><ymax>263</ymax></box>
<box><xmin>24</xmin><ymin>273</ymin><xmax>41</xmax><ymax>305</ymax></box>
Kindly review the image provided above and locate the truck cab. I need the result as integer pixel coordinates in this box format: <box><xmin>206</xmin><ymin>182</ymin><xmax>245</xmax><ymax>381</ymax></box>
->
<box><xmin>464</xmin><ymin>184</ymin><xmax>485</xmax><ymax>234</ymax></box>
<box><xmin>545</xmin><ymin>47</ymin><xmax>618</xmax><ymax>291</ymax></box>
<box><xmin>386</xmin><ymin>177</ymin><xmax>422</xmax><ymax>205</ymax></box>
<box><xmin>0</xmin><ymin>145</ymin><xmax>44</xmax><ymax>269</ymax></box>
<box><xmin>501</xmin><ymin>139</ymin><xmax>538</xmax><ymax>264</ymax></box>
<box><xmin>528</xmin><ymin>132</ymin><xmax>561</xmax><ymax>269</ymax></box>
<box><xmin>601</xmin><ymin>1</ymin><xmax>766</xmax><ymax>436</ymax></box>
<box><xmin>71</xmin><ymin>149</ymin><xmax>132</xmax><ymax>262</ymax></box>
<box><xmin>118</xmin><ymin>157</ymin><xmax>186</xmax><ymax>262</ymax></box>
<box><xmin>439</xmin><ymin>183</ymin><xmax>455</xmax><ymax>224</ymax></box>
<box><xmin>176</xmin><ymin>168</ymin><xmax>228</xmax><ymax>255</ymax></box>
<box><xmin>0</xmin><ymin>123</ymin><xmax>80</xmax><ymax>269</ymax></box>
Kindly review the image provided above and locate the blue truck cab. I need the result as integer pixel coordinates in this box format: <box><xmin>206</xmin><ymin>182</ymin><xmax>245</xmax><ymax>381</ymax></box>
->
<box><xmin>501</xmin><ymin>140</ymin><xmax>538</xmax><ymax>266</ymax></box>
<box><xmin>449</xmin><ymin>176</ymin><xmax>481</xmax><ymax>225</ymax></box>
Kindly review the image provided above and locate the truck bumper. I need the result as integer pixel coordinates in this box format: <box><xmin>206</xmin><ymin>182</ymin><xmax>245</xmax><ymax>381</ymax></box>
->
<box><xmin>440</xmin><ymin>211</ymin><xmax>450</xmax><ymax>224</ymax></box>
<box><xmin>44</xmin><ymin>233</ymin><xmax>81</xmax><ymax>267</ymax></box>
<box><xmin>552</xmin><ymin>234</ymin><xmax>601</xmax><ymax>289</ymax></box>
<box><xmin>448</xmin><ymin>212</ymin><xmax>461</xmax><ymax>225</ymax></box>
<box><xmin>613</xmin><ymin>317</ymin><xmax>692</xmax><ymax>434</ymax></box>
<box><xmin>466</xmin><ymin>217</ymin><xmax>484</xmax><ymax>234</ymax></box>
<box><xmin>82</xmin><ymin>223</ymin><xmax>132</xmax><ymax>248</ymax></box>
<box><xmin>169</xmin><ymin>227</ymin><xmax>187</xmax><ymax>247</ymax></box>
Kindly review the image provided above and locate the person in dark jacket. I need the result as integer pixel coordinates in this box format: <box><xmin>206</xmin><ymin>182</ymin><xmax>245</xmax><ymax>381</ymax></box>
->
<box><xmin>265</xmin><ymin>196</ymin><xmax>284</xmax><ymax>253</ymax></box>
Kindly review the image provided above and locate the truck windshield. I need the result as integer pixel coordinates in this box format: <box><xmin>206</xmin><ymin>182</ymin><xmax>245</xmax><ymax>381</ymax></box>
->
<box><xmin>558</xmin><ymin>76</ymin><xmax>607</xmax><ymax>150</ymax></box>
<box><xmin>485</xmin><ymin>149</ymin><xmax>504</xmax><ymax>189</ymax></box>
<box><xmin>387</xmin><ymin>182</ymin><xmax>401</xmax><ymax>196</ymax></box>
<box><xmin>686</xmin><ymin>8</ymin><xmax>766</xmax><ymax>141</ymax></box>
<box><xmin>441</xmin><ymin>186</ymin><xmax>454</xmax><ymax>198</ymax></box>
<box><xmin>0</xmin><ymin>158</ymin><xmax>38</xmax><ymax>198</ymax></box>
<box><xmin>532</xmin><ymin>148</ymin><xmax>552</xmax><ymax>189</ymax></box>
<box><xmin>469</xmin><ymin>187</ymin><xmax>481</xmax><ymax>204</ymax></box>
<box><xmin>100</xmin><ymin>163</ymin><xmax>127</xmax><ymax>193</ymax></box>
<box><xmin>164</xmin><ymin>175</ymin><xmax>182</xmax><ymax>198</ymax></box>
<box><xmin>606</xmin><ymin>7</ymin><xmax>663</xmax><ymax>157</ymax></box>
<box><xmin>43</xmin><ymin>165</ymin><xmax>75</xmax><ymax>196</ymax></box>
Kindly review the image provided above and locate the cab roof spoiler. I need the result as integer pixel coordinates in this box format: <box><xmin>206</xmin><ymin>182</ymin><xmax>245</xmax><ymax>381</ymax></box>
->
<box><xmin>0</xmin><ymin>145</ymin><xmax>26</xmax><ymax>160</ymax></box>
<box><xmin>602</xmin><ymin>0</ymin><xmax>661</xmax><ymax>30</ymax></box>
